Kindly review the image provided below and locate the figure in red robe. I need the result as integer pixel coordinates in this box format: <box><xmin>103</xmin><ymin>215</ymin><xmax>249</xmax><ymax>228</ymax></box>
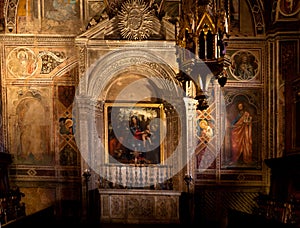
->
<box><xmin>230</xmin><ymin>102</ymin><xmax>253</xmax><ymax>164</ymax></box>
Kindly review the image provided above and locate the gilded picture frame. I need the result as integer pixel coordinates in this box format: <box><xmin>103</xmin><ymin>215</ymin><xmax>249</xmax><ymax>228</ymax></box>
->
<box><xmin>104</xmin><ymin>103</ymin><xmax>165</xmax><ymax>165</ymax></box>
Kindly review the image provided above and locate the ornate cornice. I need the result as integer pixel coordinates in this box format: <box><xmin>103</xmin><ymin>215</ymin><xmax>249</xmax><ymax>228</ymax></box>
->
<box><xmin>0</xmin><ymin>34</ymin><xmax>76</xmax><ymax>43</ymax></box>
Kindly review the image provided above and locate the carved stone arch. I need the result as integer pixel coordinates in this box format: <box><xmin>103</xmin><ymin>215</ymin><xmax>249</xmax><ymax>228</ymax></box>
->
<box><xmin>86</xmin><ymin>49</ymin><xmax>182</xmax><ymax>102</ymax></box>
<box><xmin>51</xmin><ymin>58</ymin><xmax>79</xmax><ymax>79</ymax></box>
<box><xmin>73</xmin><ymin>48</ymin><xmax>186</xmax><ymax>192</ymax></box>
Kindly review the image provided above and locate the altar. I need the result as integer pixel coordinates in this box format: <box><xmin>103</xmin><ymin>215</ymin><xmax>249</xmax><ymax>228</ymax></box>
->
<box><xmin>98</xmin><ymin>189</ymin><xmax>181</xmax><ymax>224</ymax></box>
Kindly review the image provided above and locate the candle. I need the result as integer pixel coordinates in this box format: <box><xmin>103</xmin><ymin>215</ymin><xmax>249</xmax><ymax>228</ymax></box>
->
<box><xmin>224</xmin><ymin>14</ymin><xmax>228</xmax><ymax>33</ymax></box>
<box><xmin>215</xmin><ymin>35</ymin><xmax>218</xmax><ymax>59</ymax></box>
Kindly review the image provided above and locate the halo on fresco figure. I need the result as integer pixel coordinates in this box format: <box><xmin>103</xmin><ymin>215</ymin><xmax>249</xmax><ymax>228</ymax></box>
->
<box><xmin>7</xmin><ymin>47</ymin><xmax>38</xmax><ymax>78</ymax></box>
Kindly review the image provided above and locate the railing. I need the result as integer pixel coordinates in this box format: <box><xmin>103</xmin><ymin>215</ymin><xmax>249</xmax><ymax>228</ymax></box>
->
<box><xmin>98</xmin><ymin>164</ymin><xmax>173</xmax><ymax>190</ymax></box>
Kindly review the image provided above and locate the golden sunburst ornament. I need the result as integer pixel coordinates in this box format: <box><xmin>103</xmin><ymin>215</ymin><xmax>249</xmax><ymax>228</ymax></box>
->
<box><xmin>118</xmin><ymin>0</ymin><xmax>155</xmax><ymax>40</ymax></box>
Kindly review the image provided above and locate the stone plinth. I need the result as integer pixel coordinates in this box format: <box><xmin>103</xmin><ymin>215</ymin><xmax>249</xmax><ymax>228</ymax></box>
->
<box><xmin>99</xmin><ymin>189</ymin><xmax>181</xmax><ymax>224</ymax></box>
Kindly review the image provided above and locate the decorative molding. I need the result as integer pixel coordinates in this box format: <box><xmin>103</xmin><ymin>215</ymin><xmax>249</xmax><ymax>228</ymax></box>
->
<box><xmin>83</xmin><ymin>48</ymin><xmax>180</xmax><ymax>101</ymax></box>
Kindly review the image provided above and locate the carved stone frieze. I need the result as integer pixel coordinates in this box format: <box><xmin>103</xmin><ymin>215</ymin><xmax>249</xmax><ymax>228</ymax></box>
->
<box><xmin>127</xmin><ymin>197</ymin><xmax>154</xmax><ymax>218</ymax></box>
<box><xmin>75</xmin><ymin>45</ymin><xmax>86</xmax><ymax>79</ymax></box>
<box><xmin>109</xmin><ymin>195</ymin><xmax>125</xmax><ymax>218</ymax></box>
<box><xmin>99</xmin><ymin>189</ymin><xmax>180</xmax><ymax>224</ymax></box>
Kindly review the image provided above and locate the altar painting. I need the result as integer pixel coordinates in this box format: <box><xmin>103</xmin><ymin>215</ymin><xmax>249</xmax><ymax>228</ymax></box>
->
<box><xmin>104</xmin><ymin>103</ymin><xmax>164</xmax><ymax>165</ymax></box>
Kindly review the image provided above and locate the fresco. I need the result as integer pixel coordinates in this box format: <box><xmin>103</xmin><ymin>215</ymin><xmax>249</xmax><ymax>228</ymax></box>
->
<box><xmin>230</xmin><ymin>50</ymin><xmax>259</xmax><ymax>81</ymax></box>
<box><xmin>195</xmin><ymin>105</ymin><xmax>217</xmax><ymax>170</ymax></box>
<box><xmin>15</xmin><ymin>96</ymin><xmax>52</xmax><ymax>165</ymax></box>
<box><xmin>43</xmin><ymin>0</ymin><xmax>81</xmax><ymax>34</ymax></box>
<box><xmin>7</xmin><ymin>47</ymin><xmax>38</xmax><ymax>78</ymax></box>
<box><xmin>222</xmin><ymin>91</ymin><xmax>262</xmax><ymax>169</ymax></box>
